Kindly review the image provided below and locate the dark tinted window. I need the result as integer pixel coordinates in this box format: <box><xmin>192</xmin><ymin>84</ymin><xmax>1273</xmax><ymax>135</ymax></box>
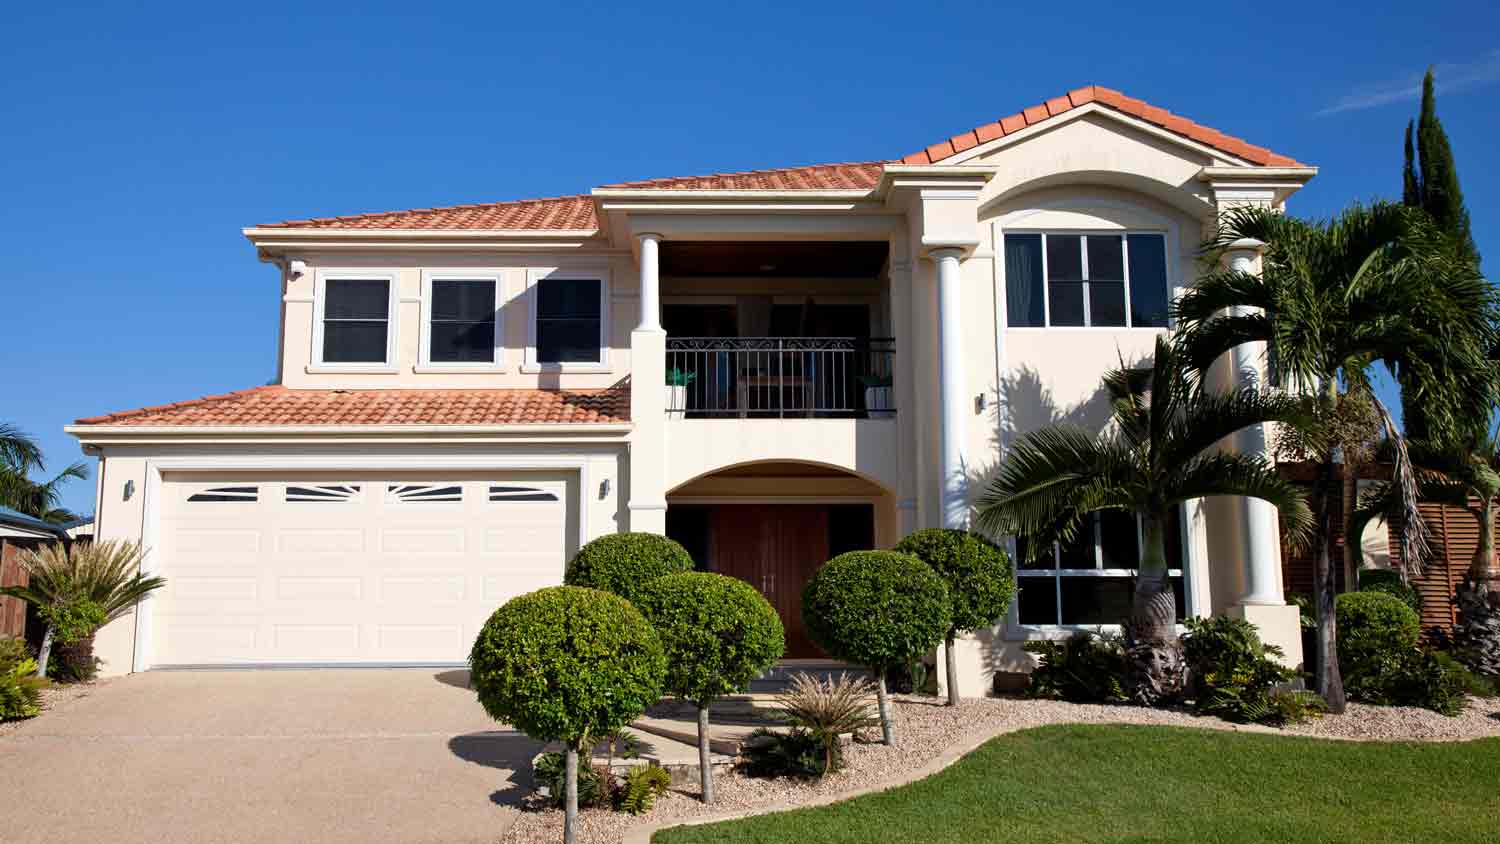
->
<box><xmin>323</xmin><ymin>279</ymin><xmax>389</xmax><ymax>363</ymax></box>
<box><xmin>1004</xmin><ymin>234</ymin><xmax>1045</xmax><ymax>327</ymax></box>
<box><xmin>1127</xmin><ymin>234</ymin><xmax>1170</xmax><ymax>327</ymax></box>
<box><xmin>430</xmin><ymin>279</ymin><xmax>496</xmax><ymax>363</ymax></box>
<box><xmin>536</xmin><ymin>278</ymin><xmax>602</xmax><ymax>363</ymax></box>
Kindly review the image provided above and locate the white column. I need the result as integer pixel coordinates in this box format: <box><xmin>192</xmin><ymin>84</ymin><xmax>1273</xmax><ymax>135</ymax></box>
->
<box><xmin>636</xmin><ymin>233</ymin><xmax>663</xmax><ymax>332</ymax></box>
<box><xmin>1227</xmin><ymin>238</ymin><xmax>1281</xmax><ymax>605</ymax></box>
<box><xmin>628</xmin><ymin>232</ymin><xmax>667</xmax><ymax>533</ymax></box>
<box><xmin>933</xmin><ymin>248</ymin><xmax>968</xmax><ymax>529</ymax></box>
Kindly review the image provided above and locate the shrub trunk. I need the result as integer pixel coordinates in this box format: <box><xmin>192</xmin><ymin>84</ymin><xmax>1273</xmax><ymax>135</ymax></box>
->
<box><xmin>696</xmin><ymin>704</ymin><xmax>715</xmax><ymax>803</ymax></box>
<box><xmin>34</xmin><ymin>625</ymin><xmax>54</xmax><ymax>678</ymax></box>
<box><xmin>874</xmin><ymin>670</ymin><xmax>893</xmax><ymax>745</ymax></box>
<box><xmin>564</xmin><ymin>745</ymin><xmax>579</xmax><ymax>844</ymax></box>
<box><xmin>944</xmin><ymin>631</ymin><xmax>960</xmax><ymax>707</ymax></box>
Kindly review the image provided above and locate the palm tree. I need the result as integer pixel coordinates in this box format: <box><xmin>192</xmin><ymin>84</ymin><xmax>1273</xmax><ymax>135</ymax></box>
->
<box><xmin>976</xmin><ymin>335</ymin><xmax>1313</xmax><ymax>703</ymax></box>
<box><xmin>0</xmin><ymin>422</ymin><xmax>88</xmax><ymax>523</ymax></box>
<box><xmin>1174</xmin><ymin>202</ymin><xmax>1497</xmax><ymax>712</ymax></box>
<box><xmin>0</xmin><ymin>541</ymin><xmax>165</xmax><ymax>677</ymax></box>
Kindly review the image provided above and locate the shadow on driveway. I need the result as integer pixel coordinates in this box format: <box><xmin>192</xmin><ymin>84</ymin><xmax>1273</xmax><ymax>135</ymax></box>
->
<box><xmin>449</xmin><ymin>730</ymin><xmax>541</xmax><ymax>807</ymax></box>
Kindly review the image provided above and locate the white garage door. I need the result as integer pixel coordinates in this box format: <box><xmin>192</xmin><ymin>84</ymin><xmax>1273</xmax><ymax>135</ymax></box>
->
<box><xmin>151</xmin><ymin>471</ymin><xmax>572</xmax><ymax>666</ymax></box>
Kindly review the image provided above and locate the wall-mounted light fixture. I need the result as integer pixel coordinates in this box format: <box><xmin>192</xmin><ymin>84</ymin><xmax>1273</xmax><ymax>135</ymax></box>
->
<box><xmin>599</xmin><ymin>478</ymin><xmax>611</xmax><ymax>500</ymax></box>
<box><xmin>974</xmin><ymin>394</ymin><xmax>987</xmax><ymax>414</ymax></box>
<box><xmin>123</xmin><ymin>479</ymin><xmax>135</xmax><ymax>502</ymax></box>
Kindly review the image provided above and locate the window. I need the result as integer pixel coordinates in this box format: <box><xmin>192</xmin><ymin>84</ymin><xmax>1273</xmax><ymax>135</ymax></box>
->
<box><xmin>318</xmin><ymin>276</ymin><xmax>394</xmax><ymax>366</ymax></box>
<box><xmin>387</xmin><ymin>484</ymin><xmax>463</xmax><ymax>503</ymax></box>
<box><xmin>488</xmin><ymin>485</ymin><xmax>559</xmax><ymax>502</ymax></box>
<box><xmin>426</xmin><ymin>278</ymin><xmax>498</xmax><ymax>364</ymax></box>
<box><xmin>1015</xmin><ymin>506</ymin><xmax>1187</xmax><ymax>627</ymax></box>
<box><xmin>188</xmin><ymin>486</ymin><xmax>258</xmax><ymax>503</ymax></box>
<box><xmin>534</xmin><ymin>277</ymin><xmax>604</xmax><ymax>365</ymax></box>
<box><xmin>1003</xmin><ymin>233</ymin><xmax>1170</xmax><ymax>328</ymax></box>
<box><xmin>285</xmin><ymin>485</ymin><xmax>361</xmax><ymax>503</ymax></box>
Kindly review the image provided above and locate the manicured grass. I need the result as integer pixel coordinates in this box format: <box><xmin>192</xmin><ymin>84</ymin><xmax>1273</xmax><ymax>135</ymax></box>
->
<box><xmin>654</xmin><ymin>724</ymin><xmax>1500</xmax><ymax>844</ymax></box>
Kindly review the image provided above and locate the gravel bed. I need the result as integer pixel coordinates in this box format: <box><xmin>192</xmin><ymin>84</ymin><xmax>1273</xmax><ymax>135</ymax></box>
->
<box><xmin>0</xmin><ymin>678</ymin><xmax>112</xmax><ymax>737</ymax></box>
<box><xmin>499</xmin><ymin>693</ymin><xmax>1500</xmax><ymax>844</ymax></box>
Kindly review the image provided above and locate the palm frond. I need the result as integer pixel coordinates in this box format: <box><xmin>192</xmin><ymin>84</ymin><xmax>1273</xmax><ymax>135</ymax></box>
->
<box><xmin>1166</xmin><ymin>452</ymin><xmax>1314</xmax><ymax>550</ymax></box>
<box><xmin>0</xmin><ymin>423</ymin><xmax>43</xmax><ymax>474</ymax></box>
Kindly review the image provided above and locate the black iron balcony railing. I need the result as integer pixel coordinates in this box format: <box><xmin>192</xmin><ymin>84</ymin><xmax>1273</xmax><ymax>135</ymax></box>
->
<box><xmin>665</xmin><ymin>337</ymin><xmax>896</xmax><ymax>418</ymax></box>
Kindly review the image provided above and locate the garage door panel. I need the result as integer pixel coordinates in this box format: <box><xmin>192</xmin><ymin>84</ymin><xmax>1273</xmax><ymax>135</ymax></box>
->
<box><xmin>154</xmin><ymin>472</ymin><xmax>571</xmax><ymax>666</ymax></box>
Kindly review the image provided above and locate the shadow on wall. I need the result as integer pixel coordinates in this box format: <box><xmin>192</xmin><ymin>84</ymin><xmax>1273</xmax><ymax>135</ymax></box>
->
<box><xmin>962</xmin><ymin>362</ymin><xmax>1122</xmax><ymax>515</ymax></box>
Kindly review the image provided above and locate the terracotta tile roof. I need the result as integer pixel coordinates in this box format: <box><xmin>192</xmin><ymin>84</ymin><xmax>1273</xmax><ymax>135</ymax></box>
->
<box><xmin>599</xmin><ymin>161</ymin><xmax>890</xmax><ymax>191</ymax></box>
<box><xmin>254</xmin><ymin>85</ymin><xmax>1303</xmax><ymax>232</ymax></box>
<box><xmin>256</xmin><ymin>195</ymin><xmax>598</xmax><ymax>230</ymax></box>
<box><xmin>902</xmin><ymin>85</ymin><xmax>1305</xmax><ymax>168</ymax></box>
<box><xmin>74</xmin><ymin>386</ymin><xmax>630</xmax><ymax>427</ymax></box>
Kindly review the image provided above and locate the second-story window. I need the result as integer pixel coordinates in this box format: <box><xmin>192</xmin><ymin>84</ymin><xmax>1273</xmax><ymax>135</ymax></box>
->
<box><xmin>535</xmin><ymin>278</ymin><xmax>603</xmax><ymax>364</ymax></box>
<box><xmin>1004</xmin><ymin>233</ymin><xmax>1170</xmax><ymax>328</ymax></box>
<box><xmin>322</xmin><ymin>278</ymin><xmax>392</xmax><ymax>364</ymax></box>
<box><xmin>429</xmin><ymin>278</ymin><xmax>498</xmax><ymax>364</ymax></box>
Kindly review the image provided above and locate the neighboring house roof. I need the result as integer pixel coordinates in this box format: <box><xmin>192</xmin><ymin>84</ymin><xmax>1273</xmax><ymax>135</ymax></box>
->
<box><xmin>254</xmin><ymin>85</ymin><xmax>1303</xmax><ymax>231</ymax></box>
<box><xmin>901</xmin><ymin>85</ymin><xmax>1304</xmax><ymax>168</ymax></box>
<box><xmin>73</xmin><ymin>386</ymin><xmax>631</xmax><ymax>427</ymax></box>
<box><xmin>0</xmin><ymin>505</ymin><xmax>66</xmax><ymax>538</ymax></box>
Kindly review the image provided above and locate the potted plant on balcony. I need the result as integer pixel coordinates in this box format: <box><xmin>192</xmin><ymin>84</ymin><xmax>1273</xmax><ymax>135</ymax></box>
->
<box><xmin>666</xmin><ymin>367</ymin><xmax>696</xmax><ymax>419</ymax></box>
<box><xmin>859</xmin><ymin>374</ymin><xmax>894</xmax><ymax>418</ymax></box>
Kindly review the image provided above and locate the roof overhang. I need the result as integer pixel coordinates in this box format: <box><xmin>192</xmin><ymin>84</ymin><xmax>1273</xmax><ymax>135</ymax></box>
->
<box><xmin>244</xmin><ymin>226</ymin><xmax>603</xmax><ymax>255</ymax></box>
<box><xmin>1197</xmin><ymin>165</ymin><xmax>1319</xmax><ymax>206</ymax></box>
<box><xmin>67</xmin><ymin>422</ymin><xmax>634</xmax><ymax>449</ymax></box>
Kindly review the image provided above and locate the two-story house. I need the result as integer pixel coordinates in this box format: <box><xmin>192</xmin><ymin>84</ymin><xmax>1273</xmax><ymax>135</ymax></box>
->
<box><xmin>69</xmin><ymin>86</ymin><xmax>1313</xmax><ymax>696</ymax></box>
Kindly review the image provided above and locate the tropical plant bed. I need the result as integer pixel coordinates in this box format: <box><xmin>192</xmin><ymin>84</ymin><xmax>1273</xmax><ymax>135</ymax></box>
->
<box><xmin>653</xmin><ymin>722</ymin><xmax>1500</xmax><ymax>844</ymax></box>
<box><xmin>498</xmin><ymin>693</ymin><xmax>1500</xmax><ymax>844</ymax></box>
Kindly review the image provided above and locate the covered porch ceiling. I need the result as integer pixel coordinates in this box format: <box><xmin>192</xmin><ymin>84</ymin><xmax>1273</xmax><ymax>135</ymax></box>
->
<box><xmin>660</xmin><ymin>241</ymin><xmax>888</xmax><ymax>279</ymax></box>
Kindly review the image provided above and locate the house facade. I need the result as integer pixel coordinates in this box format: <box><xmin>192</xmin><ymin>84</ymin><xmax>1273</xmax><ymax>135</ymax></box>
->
<box><xmin>70</xmin><ymin>86</ymin><xmax>1313</xmax><ymax>695</ymax></box>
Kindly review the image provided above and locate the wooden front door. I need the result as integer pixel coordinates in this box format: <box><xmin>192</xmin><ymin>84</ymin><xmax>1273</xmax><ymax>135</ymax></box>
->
<box><xmin>710</xmin><ymin>505</ymin><xmax>830</xmax><ymax>658</ymax></box>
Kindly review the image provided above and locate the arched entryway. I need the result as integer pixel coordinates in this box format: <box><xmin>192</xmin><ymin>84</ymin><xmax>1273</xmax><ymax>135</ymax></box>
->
<box><xmin>665</xmin><ymin>461</ymin><xmax>896</xmax><ymax>658</ymax></box>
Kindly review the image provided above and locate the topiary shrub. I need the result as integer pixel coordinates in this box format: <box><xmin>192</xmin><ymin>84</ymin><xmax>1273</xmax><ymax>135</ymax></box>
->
<box><xmin>469</xmin><ymin>586</ymin><xmax>666</xmax><ymax>839</ymax></box>
<box><xmin>634</xmin><ymin>572</ymin><xmax>784</xmax><ymax>804</ymax></box>
<box><xmin>1336</xmin><ymin>590</ymin><xmax>1421</xmax><ymax>701</ymax></box>
<box><xmin>1358</xmin><ymin>568</ymin><xmax>1421</xmax><ymax>614</ymax></box>
<box><xmin>893</xmin><ymin>528</ymin><xmax>1015</xmax><ymax>705</ymax></box>
<box><xmin>802</xmin><ymin>550</ymin><xmax>951</xmax><ymax>745</ymax></box>
<box><xmin>563</xmin><ymin>533</ymin><xmax>695</xmax><ymax>606</ymax></box>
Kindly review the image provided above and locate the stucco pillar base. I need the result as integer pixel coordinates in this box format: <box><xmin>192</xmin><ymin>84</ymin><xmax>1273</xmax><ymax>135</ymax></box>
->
<box><xmin>1226</xmin><ymin>603</ymin><xmax>1304</xmax><ymax>670</ymax></box>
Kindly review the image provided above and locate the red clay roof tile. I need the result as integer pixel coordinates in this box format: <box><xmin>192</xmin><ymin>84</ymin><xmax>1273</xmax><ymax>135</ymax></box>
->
<box><xmin>74</xmin><ymin>386</ymin><xmax>630</xmax><ymax>427</ymax></box>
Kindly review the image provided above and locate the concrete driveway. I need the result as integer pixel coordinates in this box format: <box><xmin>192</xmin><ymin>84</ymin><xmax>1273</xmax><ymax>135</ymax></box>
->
<box><xmin>0</xmin><ymin>669</ymin><xmax>540</xmax><ymax>844</ymax></box>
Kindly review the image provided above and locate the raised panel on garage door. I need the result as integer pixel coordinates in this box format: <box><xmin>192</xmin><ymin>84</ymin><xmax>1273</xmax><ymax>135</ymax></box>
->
<box><xmin>152</xmin><ymin>472</ymin><xmax>571</xmax><ymax>666</ymax></box>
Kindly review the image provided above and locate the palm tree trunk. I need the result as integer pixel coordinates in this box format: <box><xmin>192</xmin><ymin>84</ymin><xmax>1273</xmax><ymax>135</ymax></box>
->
<box><xmin>873</xmin><ymin>670</ymin><xmax>894</xmax><ymax>745</ymax></box>
<box><xmin>1125</xmin><ymin>512</ymin><xmax>1184</xmax><ymax>704</ymax></box>
<box><xmin>563</xmin><ymin>745</ymin><xmax>579</xmax><ymax>844</ymax></box>
<box><xmin>1312</xmin><ymin>458</ymin><xmax>1347</xmax><ymax>713</ymax></box>
<box><xmin>1471</xmin><ymin>496</ymin><xmax>1497</xmax><ymax>589</ymax></box>
<box><xmin>944</xmin><ymin>631</ymin><xmax>960</xmax><ymax>706</ymax></box>
<box><xmin>696</xmin><ymin>703</ymin><xmax>715</xmax><ymax>804</ymax></box>
<box><xmin>34</xmin><ymin>624</ymin><xmax>54</xmax><ymax>678</ymax></box>
<box><xmin>1341</xmin><ymin>461</ymin><xmax>1360</xmax><ymax>590</ymax></box>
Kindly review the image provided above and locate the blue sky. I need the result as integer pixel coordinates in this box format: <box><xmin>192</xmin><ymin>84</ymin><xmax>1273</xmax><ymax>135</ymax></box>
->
<box><xmin>2</xmin><ymin>1</ymin><xmax>1495</xmax><ymax>517</ymax></box>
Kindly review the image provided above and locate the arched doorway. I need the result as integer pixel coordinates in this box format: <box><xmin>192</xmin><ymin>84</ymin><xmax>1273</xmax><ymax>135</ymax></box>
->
<box><xmin>665</xmin><ymin>461</ymin><xmax>895</xmax><ymax>658</ymax></box>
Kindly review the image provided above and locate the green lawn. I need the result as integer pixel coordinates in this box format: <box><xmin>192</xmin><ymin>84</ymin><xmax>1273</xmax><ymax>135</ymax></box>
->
<box><xmin>654</xmin><ymin>724</ymin><xmax>1500</xmax><ymax>844</ymax></box>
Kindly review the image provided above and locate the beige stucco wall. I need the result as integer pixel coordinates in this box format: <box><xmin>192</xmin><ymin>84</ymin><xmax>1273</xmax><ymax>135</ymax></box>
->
<box><xmin>280</xmin><ymin>250</ymin><xmax>634</xmax><ymax>390</ymax></box>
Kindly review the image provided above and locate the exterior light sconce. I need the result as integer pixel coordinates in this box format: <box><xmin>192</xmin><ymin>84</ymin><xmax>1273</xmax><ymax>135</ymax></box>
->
<box><xmin>123</xmin><ymin>480</ymin><xmax>135</xmax><ymax>501</ymax></box>
<box><xmin>974</xmin><ymin>394</ymin><xmax>987</xmax><ymax>414</ymax></box>
<box><xmin>600</xmin><ymin>478</ymin><xmax>611</xmax><ymax>500</ymax></box>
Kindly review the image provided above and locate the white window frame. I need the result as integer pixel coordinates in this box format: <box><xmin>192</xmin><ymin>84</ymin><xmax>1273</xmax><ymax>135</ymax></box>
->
<box><xmin>523</xmin><ymin>265</ymin><xmax>611</xmax><ymax>373</ymax></box>
<box><xmin>417</xmin><ymin>270</ymin><xmax>507</xmax><ymax>372</ymax></box>
<box><xmin>1003</xmin><ymin>230</ymin><xmax>1174</xmax><ymax>329</ymax></box>
<box><xmin>1008</xmin><ymin>508</ymin><xmax>1196</xmax><ymax>638</ymax></box>
<box><xmin>309</xmin><ymin>270</ymin><xmax>400</xmax><ymax>373</ymax></box>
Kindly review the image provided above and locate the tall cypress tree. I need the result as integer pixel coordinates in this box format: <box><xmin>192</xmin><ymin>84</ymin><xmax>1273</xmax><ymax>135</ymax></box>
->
<box><xmin>1403</xmin><ymin>68</ymin><xmax>1479</xmax><ymax>263</ymax></box>
<box><xmin>1400</xmin><ymin>67</ymin><xmax>1482</xmax><ymax>440</ymax></box>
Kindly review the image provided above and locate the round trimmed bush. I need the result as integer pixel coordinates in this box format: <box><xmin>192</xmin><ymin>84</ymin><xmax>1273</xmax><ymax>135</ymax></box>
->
<box><xmin>469</xmin><ymin>586</ymin><xmax>666</xmax><ymax>746</ymax></box>
<box><xmin>802</xmin><ymin>551</ymin><xmax>952</xmax><ymax>671</ymax></box>
<box><xmin>1357</xmin><ymin>569</ymin><xmax>1421</xmax><ymax>614</ymax></box>
<box><xmin>893</xmin><ymin>529</ymin><xmax>1014</xmax><ymax>634</ymax></box>
<box><xmin>1336</xmin><ymin>590</ymin><xmax>1421</xmax><ymax>699</ymax></box>
<box><xmin>635</xmin><ymin>572</ymin><xmax>785</xmax><ymax>707</ymax></box>
<box><xmin>564</xmin><ymin>533</ymin><xmax>695</xmax><ymax>605</ymax></box>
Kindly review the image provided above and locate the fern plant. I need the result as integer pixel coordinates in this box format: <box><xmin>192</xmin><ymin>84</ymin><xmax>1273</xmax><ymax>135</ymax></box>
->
<box><xmin>615</xmin><ymin>765</ymin><xmax>671</xmax><ymax>815</ymax></box>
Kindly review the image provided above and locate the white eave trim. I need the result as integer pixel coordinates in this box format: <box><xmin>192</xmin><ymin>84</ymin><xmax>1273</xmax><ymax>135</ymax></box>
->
<box><xmin>243</xmin><ymin>227</ymin><xmax>600</xmax><ymax>239</ymax></box>
<box><xmin>591</xmin><ymin>188</ymin><xmax>876</xmax><ymax>200</ymax></box>
<box><xmin>66</xmin><ymin>422</ymin><xmax>633</xmax><ymax>438</ymax></box>
<box><xmin>1197</xmin><ymin>166</ymin><xmax>1320</xmax><ymax>182</ymax></box>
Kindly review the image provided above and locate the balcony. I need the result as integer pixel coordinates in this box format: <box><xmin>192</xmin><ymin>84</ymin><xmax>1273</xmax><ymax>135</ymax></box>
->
<box><xmin>665</xmin><ymin>336</ymin><xmax>895</xmax><ymax>418</ymax></box>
